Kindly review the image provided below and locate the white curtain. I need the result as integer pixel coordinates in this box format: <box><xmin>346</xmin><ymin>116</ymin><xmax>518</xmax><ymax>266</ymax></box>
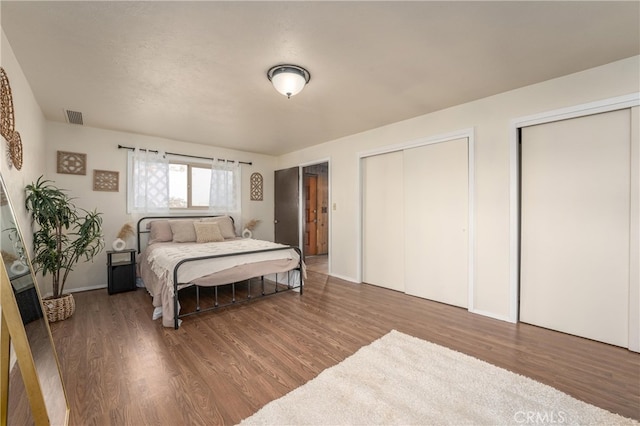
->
<box><xmin>209</xmin><ymin>160</ymin><xmax>241</xmax><ymax>214</ymax></box>
<box><xmin>127</xmin><ymin>149</ymin><xmax>170</xmax><ymax>214</ymax></box>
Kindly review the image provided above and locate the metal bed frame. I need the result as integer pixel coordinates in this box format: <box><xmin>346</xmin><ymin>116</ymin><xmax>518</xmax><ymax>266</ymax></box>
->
<box><xmin>137</xmin><ymin>216</ymin><xmax>304</xmax><ymax>329</ymax></box>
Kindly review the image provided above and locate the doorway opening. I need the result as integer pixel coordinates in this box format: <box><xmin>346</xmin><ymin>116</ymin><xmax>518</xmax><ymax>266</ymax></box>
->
<box><xmin>303</xmin><ymin>162</ymin><xmax>329</xmax><ymax>274</ymax></box>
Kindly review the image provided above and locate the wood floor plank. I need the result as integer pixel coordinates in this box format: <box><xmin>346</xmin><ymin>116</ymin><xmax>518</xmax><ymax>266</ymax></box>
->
<box><xmin>50</xmin><ymin>273</ymin><xmax>640</xmax><ymax>425</ymax></box>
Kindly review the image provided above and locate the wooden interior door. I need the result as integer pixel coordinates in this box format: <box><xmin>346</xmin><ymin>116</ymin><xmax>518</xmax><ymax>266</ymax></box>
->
<box><xmin>274</xmin><ymin>167</ymin><xmax>299</xmax><ymax>247</ymax></box>
<box><xmin>316</xmin><ymin>169</ymin><xmax>329</xmax><ymax>255</ymax></box>
<box><xmin>304</xmin><ymin>174</ymin><xmax>318</xmax><ymax>255</ymax></box>
<box><xmin>303</xmin><ymin>163</ymin><xmax>329</xmax><ymax>255</ymax></box>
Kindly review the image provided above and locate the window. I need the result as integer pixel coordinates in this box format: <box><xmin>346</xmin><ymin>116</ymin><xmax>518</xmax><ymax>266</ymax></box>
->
<box><xmin>127</xmin><ymin>150</ymin><xmax>241</xmax><ymax>214</ymax></box>
<box><xmin>169</xmin><ymin>162</ymin><xmax>214</xmax><ymax>209</ymax></box>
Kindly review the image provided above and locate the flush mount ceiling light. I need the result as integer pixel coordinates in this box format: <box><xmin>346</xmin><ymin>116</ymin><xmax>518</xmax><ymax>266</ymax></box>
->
<box><xmin>267</xmin><ymin>64</ymin><xmax>311</xmax><ymax>99</ymax></box>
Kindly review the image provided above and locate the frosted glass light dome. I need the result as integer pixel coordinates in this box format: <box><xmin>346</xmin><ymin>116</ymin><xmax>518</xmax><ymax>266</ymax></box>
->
<box><xmin>267</xmin><ymin>65</ymin><xmax>311</xmax><ymax>99</ymax></box>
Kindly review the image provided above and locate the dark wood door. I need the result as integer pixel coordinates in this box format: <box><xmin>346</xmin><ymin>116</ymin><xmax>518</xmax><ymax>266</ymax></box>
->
<box><xmin>304</xmin><ymin>174</ymin><xmax>318</xmax><ymax>255</ymax></box>
<box><xmin>274</xmin><ymin>167</ymin><xmax>299</xmax><ymax>247</ymax></box>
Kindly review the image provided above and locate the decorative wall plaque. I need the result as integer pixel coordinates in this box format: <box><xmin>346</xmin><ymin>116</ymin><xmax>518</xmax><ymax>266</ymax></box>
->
<box><xmin>93</xmin><ymin>170</ymin><xmax>119</xmax><ymax>192</ymax></box>
<box><xmin>250</xmin><ymin>172</ymin><xmax>263</xmax><ymax>201</ymax></box>
<box><xmin>57</xmin><ymin>151</ymin><xmax>87</xmax><ymax>175</ymax></box>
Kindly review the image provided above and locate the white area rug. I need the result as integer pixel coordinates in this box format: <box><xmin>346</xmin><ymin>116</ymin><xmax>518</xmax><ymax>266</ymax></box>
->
<box><xmin>240</xmin><ymin>330</ymin><xmax>637</xmax><ymax>425</ymax></box>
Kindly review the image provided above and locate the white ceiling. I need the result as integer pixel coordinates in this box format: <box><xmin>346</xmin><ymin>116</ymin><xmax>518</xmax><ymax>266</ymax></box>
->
<box><xmin>2</xmin><ymin>1</ymin><xmax>638</xmax><ymax>156</ymax></box>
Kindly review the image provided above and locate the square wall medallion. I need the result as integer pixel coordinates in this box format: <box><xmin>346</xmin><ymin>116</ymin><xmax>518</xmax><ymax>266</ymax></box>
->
<box><xmin>57</xmin><ymin>151</ymin><xmax>87</xmax><ymax>175</ymax></box>
<box><xmin>93</xmin><ymin>170</ymin><xmax>119</xmax><ymax>192</ymax></box>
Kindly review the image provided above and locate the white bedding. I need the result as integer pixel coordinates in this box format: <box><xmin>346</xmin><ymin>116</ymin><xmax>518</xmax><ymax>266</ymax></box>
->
<box><xmin>147</xmin><ymin>238</ymin><xmax>299</xmax><ymax>295</ymax></box>
<box><xmin>140</xmin><ymin>238</ymin><xmax>302</xmax><ymax>327</ymax></box>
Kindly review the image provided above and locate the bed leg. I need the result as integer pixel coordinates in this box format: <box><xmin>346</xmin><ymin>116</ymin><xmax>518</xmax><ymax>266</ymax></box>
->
<box><xmin>247</xmin><ymin>279</ymin><xmax>251</xmax><ymax>300</ymax></box>
<box><xmin>261</xmin><ymin>276</ymin><xmax>265</xmax><ymax>295</ymax></box>
<box><xmin>300</xmin><ymin>267</ymin><xmax>304</xmax><ymax>295</ymax></box>
<box><xmin>232</xmin><ymin>283</ymin><xmax>236</xmax><ymax>303</ymax></box>
<box><xmin>196</xmin><ymin>285</ymin><xmax>201</xmax><ymax>311</ymax></box>
<box><xmin>214</xmin><ymin>286</ymin><xmax>219</xmax><ymax>307</ymax></box>
<box><xmin>275</xmin><ymin>273</ymin><xmax>279</xmax><ymax>293</ymax></box>
<box><xmin>174</xmin><ymin>283</ymin><xmax>179</xmax><ymax>329</ymax></box>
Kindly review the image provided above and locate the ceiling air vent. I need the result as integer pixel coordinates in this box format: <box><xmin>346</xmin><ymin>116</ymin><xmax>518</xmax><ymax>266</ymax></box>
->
<box><xmin>65</xmin><ymin>109</ymin><xmax>83</xmax><ymax>125</ymax></box>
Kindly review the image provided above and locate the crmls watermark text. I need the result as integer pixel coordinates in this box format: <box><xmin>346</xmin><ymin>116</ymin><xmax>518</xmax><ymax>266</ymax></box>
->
<box><xmin>513</xmin><ymin>411</ymin><xmax>568</xmax><ymax>424</ymax></box>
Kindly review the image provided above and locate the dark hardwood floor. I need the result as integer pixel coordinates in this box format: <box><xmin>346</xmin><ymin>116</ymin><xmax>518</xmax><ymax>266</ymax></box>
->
<box><xmin>304</xmin><ymin>254</ymin><xmax>328</xmax><ymax>274</ymax></box>
<box><xmin>50</xmin><ymin>270</ymin><xmax>640</xmax><ymax>425</ymax></box>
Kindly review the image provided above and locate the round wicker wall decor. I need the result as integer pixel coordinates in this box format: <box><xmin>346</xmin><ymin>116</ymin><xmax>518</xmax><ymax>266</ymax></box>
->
<box><xmin>9</xmin><ymin>130</ymin><xmax>23</xmax><ymax>170</ymax></box>
<box><xmin>0</xmin><ymin>67</ymin><xmax>15</xmax><ymax>141</ymax></box>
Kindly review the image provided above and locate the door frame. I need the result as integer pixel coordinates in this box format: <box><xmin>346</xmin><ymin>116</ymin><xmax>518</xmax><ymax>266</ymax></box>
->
<box><xmin>357</xmin><ymin>128</ymin><xmax>476</xmax><ymax>311</ymax></box>
<box><xmin>509</xmin><ymin>92</ymin><xmax>640</xmax><ymax>350</ymax></box>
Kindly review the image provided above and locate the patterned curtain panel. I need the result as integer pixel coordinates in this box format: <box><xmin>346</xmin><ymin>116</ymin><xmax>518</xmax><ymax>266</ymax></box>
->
<box><xmin>127</xmin><ymin>149</ymin><xmax>170</xmax><ymax>214</ymax></box>
<box><xmin>209</xmin><ymin>160</ymin><xmax>241</xmax><ymax>214</ymax></box>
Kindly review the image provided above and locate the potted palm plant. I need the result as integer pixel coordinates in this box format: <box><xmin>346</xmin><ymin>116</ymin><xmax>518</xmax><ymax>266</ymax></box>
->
<box><xmin>25</xmin><ymin>176</ymin><xmax>104</xmax><ymax>322</ymax></box>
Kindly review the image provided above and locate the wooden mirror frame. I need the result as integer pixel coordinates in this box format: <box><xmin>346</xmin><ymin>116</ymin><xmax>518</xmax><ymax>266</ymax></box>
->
<box><xmin>0</xmin><ymin>173</ymin><xmax>69</xmax><ymax>426</ymax></box>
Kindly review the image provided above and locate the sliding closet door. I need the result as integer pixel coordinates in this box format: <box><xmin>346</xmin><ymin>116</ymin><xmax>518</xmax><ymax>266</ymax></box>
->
<box><xmin>520</xmin><ymin>109</ymin><xmax>631</xmax><ymax>347</ymax></box>
<box><xmin>404</xmin><ymin>138</ymin><xmax>469</xmax><ymax>307</ymax></box>
<box><xmin>362</xmin><ymin>151</ymin><xmax>404</xmax><ymax>292</ymax></box>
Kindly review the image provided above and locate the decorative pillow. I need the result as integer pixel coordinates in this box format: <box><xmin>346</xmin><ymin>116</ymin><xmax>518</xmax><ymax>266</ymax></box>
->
<box><xmin>200</xmin><ymin>216</ymin><xmax>236</xmax><ymax>239</ymax></box>
<box><xmin>147</xmin><ymin>220</ymin><xmax>173</xmax><ymax>244</ymax></box>
<box><xmin>169</xmin><ymin>220</ymin><xmax>197</xmax><ymax>243</ymax></box>
<box><xmin>193</xmin><ymin>222</ymin><xmax>224</xmax><ymax>243</ymax></box>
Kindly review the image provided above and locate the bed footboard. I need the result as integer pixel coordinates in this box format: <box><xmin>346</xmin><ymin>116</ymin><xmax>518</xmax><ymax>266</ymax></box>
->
<box><xmin>172</xmin><ymin>246</ymin><xmax>304</xmax><ymax>329</ymax></box>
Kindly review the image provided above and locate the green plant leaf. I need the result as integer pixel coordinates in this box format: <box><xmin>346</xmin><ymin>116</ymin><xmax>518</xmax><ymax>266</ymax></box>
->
<box><xmin>25</xmin><ymin>176</ymin><xmax>104</xmax><ymax>298</ymax></box>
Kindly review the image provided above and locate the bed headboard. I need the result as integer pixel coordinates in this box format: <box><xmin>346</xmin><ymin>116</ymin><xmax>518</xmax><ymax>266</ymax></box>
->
<box><xmin>136</xmin><ymin>215</ymin><xmax>235</xmax><ymax>253</ymax></box>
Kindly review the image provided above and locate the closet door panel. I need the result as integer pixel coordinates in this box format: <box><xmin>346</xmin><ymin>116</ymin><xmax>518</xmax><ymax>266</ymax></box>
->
<box><xmin>520</xmin><ymin>109</ymin><xmax>630</xmax><ymax>347</ymax></box>
<box><xmin>404</xmin><ymin>138</ymin><xmax>469</xmax><ymax>307</ymax></box>
<box><xmin>362</xmin><ymin>151</ymin><xmax>404</xmax><ymax>291</ymax></box>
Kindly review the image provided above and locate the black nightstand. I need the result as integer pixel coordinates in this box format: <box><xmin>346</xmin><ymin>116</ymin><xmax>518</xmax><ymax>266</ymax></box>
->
<box><xmin>11</xmin><ymin>272</ymin><xmax>43</xmax><ymax>324</ymax></box>
<box><xmin>107</xmin><ymin>249</ymin><xmax>136</xmax><ymax>294</ymax></box>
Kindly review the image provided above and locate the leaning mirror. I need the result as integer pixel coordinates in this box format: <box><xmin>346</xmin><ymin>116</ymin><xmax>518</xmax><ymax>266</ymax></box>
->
<box><xmin>0</xmin><ymin>172</ymin><xmax>69</xmax><ymax>425</ymax></box>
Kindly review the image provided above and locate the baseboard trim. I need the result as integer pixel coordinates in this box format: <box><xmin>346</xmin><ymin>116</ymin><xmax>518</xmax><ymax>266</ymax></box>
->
<box><xmin>42</xmin><ymin>284</ymin><xmax>107</xmax><ymax>298</ymax></box>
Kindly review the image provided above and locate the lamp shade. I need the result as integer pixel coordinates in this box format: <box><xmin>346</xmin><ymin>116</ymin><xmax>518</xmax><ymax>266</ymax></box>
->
<box><xmin>267</xmin><ymin>65</ymin><xmax>311</xmax><ymax>98</ymax></box>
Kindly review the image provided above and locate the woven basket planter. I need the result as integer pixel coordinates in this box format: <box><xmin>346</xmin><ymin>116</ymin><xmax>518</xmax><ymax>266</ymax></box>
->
<box><xmin>43</xmin><ymin>293</ymin><xmax>75</xmax><ymax>322</ymax></box>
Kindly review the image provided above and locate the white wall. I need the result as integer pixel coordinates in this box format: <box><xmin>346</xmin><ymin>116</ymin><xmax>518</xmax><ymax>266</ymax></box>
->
<box><xmin>3</xmin><ymin>25</ymin><xmax>638</xmax><ymax>322</ymax></box>
<box><xmin>277</xmin><ymin>55</ymin><xmax>640</xmax><ymax>321</ymax></box>
<box><xmin>45</xmin><ymin>122</ymin><xmax>277</xmax><ymax>292</ymax></box>
<box><xmin>0</xmin><ymin>30</ymin><xmax>47</xmax><ymax>293</ymax></box>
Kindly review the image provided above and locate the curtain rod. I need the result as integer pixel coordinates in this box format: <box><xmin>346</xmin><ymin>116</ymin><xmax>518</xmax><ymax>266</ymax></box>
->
<box><xmin>117</xmin><ymin>144</ymin><xmax>252</xmax><ymax>166</ymax></box>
